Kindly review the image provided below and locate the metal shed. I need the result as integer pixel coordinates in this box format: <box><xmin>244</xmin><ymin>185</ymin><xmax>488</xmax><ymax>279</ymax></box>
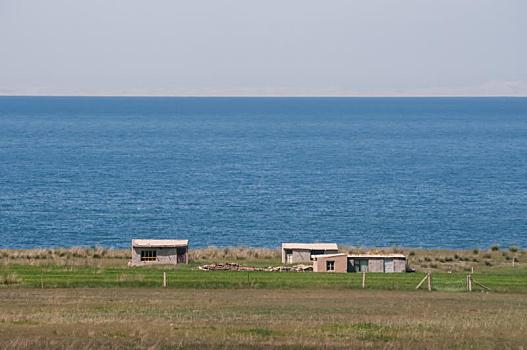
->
<box><xmin>130</xmin><ymin>239</ymin><xmax>189</xmax><ymax>266</ymax></box>
<box><xmin>347</xmin><ymin>254</ymin><xmax>406</xmax><ymax>273</ymax></box>
<box><xmin>281</xmin><ymin>243</ymin><xmax>339</xmax><ymax>264</ymax></box>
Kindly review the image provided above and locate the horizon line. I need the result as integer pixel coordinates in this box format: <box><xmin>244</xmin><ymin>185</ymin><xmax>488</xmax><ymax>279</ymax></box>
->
<box><xmin>1</xmin><ymin>94</ymin><xmax>526</xmax><ymax>98</ymax></box>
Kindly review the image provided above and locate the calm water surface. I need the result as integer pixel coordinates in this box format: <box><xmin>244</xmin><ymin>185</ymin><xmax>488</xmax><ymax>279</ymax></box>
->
<box><xmin>0</xmin><ymin>97</ymin><xmax>526</xmax><ymax>248</ymax></box>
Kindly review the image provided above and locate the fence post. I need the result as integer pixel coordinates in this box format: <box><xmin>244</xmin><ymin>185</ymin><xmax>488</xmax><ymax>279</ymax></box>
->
<box><xmin>468</xmin><ymin>274</ymin><xmax>472</xmax><ymax>292</ymax></box>
<box><xmin>163</xmin><ymin>272</ymin><xmax>167</xmax><ymax>288</ymax></box>
<box><xmin>361</xmin><ymin>272</ymin><xmax>366</xmax><ymax>289</ymax></box>
<box><xmin>427</xmin><ymin>272</ymin><xmax>432</xmax><ymax>291</ymax></box>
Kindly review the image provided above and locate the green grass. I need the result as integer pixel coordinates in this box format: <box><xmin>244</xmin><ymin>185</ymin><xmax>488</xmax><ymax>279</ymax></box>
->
<box><xmin>2</xmin><ymin>264</ymin><xmax>526</xmax><ymax>292</ymax></box>
<box><xmin>242</xmin><ymin>327</ymin><xmax>282</xmax><ymax>337</ymax></box>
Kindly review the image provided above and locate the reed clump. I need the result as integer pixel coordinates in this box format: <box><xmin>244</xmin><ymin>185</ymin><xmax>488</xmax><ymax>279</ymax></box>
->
<box><xmin>0</xmin><ymin>272</ymin><xmax>22</xmax><ymax>285</ymax></box>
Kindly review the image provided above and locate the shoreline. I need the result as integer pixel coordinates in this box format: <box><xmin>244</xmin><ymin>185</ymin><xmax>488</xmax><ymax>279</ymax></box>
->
<box><xmin>2</xmin><ymin>244</ymin><xmax>523</xmax><ymax>250</ymax></box>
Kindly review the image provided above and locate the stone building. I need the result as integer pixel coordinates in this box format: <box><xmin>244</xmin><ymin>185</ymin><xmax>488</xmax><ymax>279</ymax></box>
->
<box><xmin>130</xmin><ymin>239</ymin><xmax>188</xmax><ymax>266</ymax></box>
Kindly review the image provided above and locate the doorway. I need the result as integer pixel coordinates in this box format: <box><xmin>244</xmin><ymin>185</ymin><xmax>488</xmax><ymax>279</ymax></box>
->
<box><xmin>384</xmin><ymin>259</ymin><xmax>394</xmax><ymax>273</ymax></box>
<box><xmin>176</xmin><ymin>247</ymin><xmax>187</xmax><ymax>264</ymax></box>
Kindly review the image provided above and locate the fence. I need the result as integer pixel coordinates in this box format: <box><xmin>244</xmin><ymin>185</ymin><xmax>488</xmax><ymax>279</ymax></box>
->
<box><xmin>6</xmin><ymin>265</ymin><xmax>523</xmax><ymax>292</ymax></box>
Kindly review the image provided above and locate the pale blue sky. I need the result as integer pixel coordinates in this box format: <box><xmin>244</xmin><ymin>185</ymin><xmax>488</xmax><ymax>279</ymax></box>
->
<box><xmin>1</xmin><ymin>0</ymin><xmax>525</xmax><ymax>96</ymax></box>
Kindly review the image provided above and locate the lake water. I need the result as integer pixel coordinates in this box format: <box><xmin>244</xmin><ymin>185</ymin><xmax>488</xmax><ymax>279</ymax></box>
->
<box><xmin>0</xmin><ymin>97</ymin><xmax>526</xmax><ymax>249</ymax></box>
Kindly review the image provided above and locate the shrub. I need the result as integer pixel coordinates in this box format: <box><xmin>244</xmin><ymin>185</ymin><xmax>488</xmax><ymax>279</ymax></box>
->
<box><xmin>445</xmin><ymin>256</ymin><xmax>454</xmax><ymax>262</ymax></box>
<box><xmin>0</xmin><ymin>273</ymin><xmax>22</xmax><ymax>285</ymax></box>
<box><xmin>391</xmin><ymin>247</ymin><xmax>403</xmax><ymax>254</ymax></box>
<box><xmin>409</xmin><ymin>251</ymin><xmax>415</xmax><ymax>256</ymax></box>
<box><xmin>509</xmin><ymin>246</ymin><xmax>519</xmax><ymax>253</ymax></box>
<box><xmin>484</xmin><ymin>260</ymin><xmax>492</xmax><ymax>266</ymax></box>
<box><xmin>483</xmin><ymin>253</ymin><xmax>492</xmax><ymax>259</ymax></box>
<box><xmin>490</xmin><ymin>245</ymin><xmax>500</xmax><ymax>251</ymax></box>
<box><xmin>473</xmin><ymin>249</ymin><xmax>479</xmax><ymax>255</ymax></box>
<box><xmin>424</xmin><ymin>257</ymin><xmax>432</xmax><ymax>262</ymax></box>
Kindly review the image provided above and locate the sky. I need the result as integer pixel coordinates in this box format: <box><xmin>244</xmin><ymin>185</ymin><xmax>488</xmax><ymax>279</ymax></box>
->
<box><xmin>0</xmin><ymin>0</ymin><xmax>526</xmax><ymax>96</ymax></box>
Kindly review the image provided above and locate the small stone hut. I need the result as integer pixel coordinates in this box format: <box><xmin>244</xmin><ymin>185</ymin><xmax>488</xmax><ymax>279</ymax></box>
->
<box><xmin>282</xmin><ymin>243</ymin><xmax>339</xmax><ymax>264</ymax></box>
<box><xmin>312</xmin><ymin>253</ymin><xmax>348</xmax><ymax>273</ymax></box>
<box><xmin>130</xmin><ymin>239</ymin><xmax>188</xmax><ymax>266</ymax></box>
<box><xmin>347</xmin><ymin>254</ymin><xmax>406</xmax><ymax>273</ymax></box>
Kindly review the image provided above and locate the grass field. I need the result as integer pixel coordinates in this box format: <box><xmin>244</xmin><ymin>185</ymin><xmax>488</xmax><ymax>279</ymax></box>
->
<box><xmin>2</xmin><ymin>264</ymin><xmax>527</xmax><ymax>293</ymax></box>
<box><xmin>1</xmin><ymin>246</ymin><xmax>526</xmax><ymax>293</ymax></box>
<box><xmin>1</xmin><ymin>288</ymin><xmax>526</xmax><ymax>349</ymax></box>
<box><xmin>1</xmin><ymin>247</ymin><xmax>526</xmax><ymax>349</ymax></box>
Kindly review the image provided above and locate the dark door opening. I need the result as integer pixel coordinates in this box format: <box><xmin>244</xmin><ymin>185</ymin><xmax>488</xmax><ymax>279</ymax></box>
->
<box><xmin>176</xmin><ymin>247</ymin><xmax>187</xmax><ymax>264</ymax></box>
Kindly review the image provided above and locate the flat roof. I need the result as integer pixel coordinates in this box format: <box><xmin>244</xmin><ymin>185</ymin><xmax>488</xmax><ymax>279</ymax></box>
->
<box><xmin>312</xmin><ymin>253</ymin><xmax>347</xmax><ymax>259</ymax></box>
<box><xmin>348</xmin><ymin>254</ymin><xmax>406</xmax><ymax>259</ymax></box>
<box><xmin>282</xmin><ymin>243</ymin><xmax>338</xmax><ymax>250</ymax></box>
<box><xmin>132</xmin><ymin>239</ymin><xmax>188</xmax><ymax>248</ymax></box>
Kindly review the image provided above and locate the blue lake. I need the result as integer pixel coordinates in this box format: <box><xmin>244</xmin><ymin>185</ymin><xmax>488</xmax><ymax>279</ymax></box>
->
<box><xmin>0</xmin><ymin>97</ymin><xmax>526</xmax><ymax>248</ymax></box>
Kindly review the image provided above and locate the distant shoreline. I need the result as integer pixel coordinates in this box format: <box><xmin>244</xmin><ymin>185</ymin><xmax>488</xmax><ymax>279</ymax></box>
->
<box><xmin>1</xmin><ymin>94</ymin><xmax>527</xmax><ymax>98</ymax></box>
<box><xmin>1</xmin><ymin>245</ymin><xmax>523</xmax><ymax>251</ymax></box>
<box><xmin>1</xmin><ymin>244</ymin><xmax>524</xmax><ymax>252</ymax></box>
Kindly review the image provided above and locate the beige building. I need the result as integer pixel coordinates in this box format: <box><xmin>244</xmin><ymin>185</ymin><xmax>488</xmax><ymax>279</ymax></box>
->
<box><xmin>282</xmin><ymin>243</ymin><xmax>339</xmax><ymax>264</ymax></box>
<box><xmin>312</xmin><ymin>253</ymin><xmax>348</xmax><ymax>273</ymax></box>
<box><xmin>130</xmin><ymin>239</ymin><xmax>188</xmax><ymax>266</ymax></box>
<box><xmin>312</xmin><ymin>253</ymin><xmax>407</xmax><ymax>273</ymax></box>
<box><xmin>347</xmin><ymin>254</ymin><xmax>406</xmax><ymax>273</ymax></box>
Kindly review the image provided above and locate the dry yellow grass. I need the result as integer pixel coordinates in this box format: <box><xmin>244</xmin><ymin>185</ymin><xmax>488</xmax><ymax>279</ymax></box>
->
<box><xmin>1</xmin><ymin>246</ymin><xmax>524</xmax><ymax>272</ymax></box>
<box><xmin>0</xmin><ymin>288</ymin><xmax>526</xmax><ymax>349</ymax></box>
<box><xmin>190</xmin><ymin>246</ymin><xmax>280</xmax><ymax>261</ymax></box>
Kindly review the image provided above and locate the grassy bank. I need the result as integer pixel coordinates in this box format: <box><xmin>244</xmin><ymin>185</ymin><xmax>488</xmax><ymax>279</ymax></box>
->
<box><xmin>1</xmin><ymin>288</ymin><xmax>526</xmax><ymax>349</ymax></box>
<box><xmin>1</xmin><ymin>245</ymin><xmax>524</xmax><ymax>270</ymax></box>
